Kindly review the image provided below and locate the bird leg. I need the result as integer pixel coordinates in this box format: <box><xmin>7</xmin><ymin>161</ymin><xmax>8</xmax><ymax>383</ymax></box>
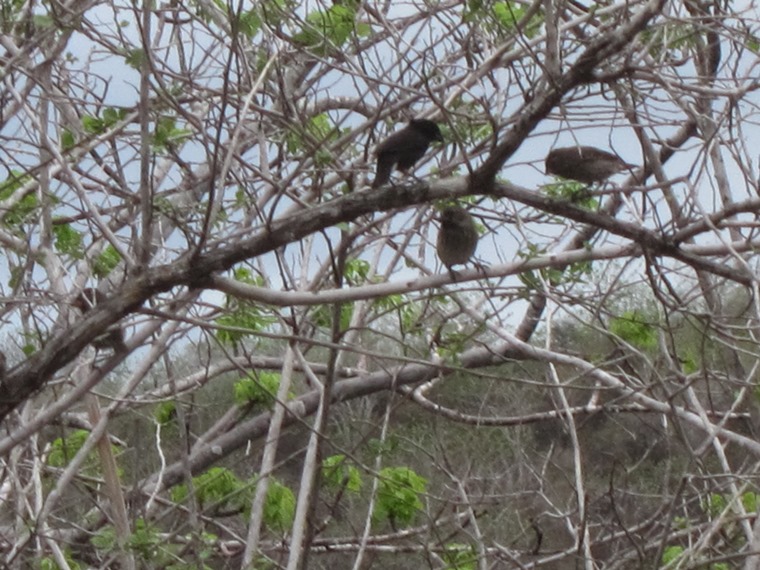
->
<box><xmin>446</xmin><ymin>266</ymin><xmax>460</xmax><ymax>281</ymax></box>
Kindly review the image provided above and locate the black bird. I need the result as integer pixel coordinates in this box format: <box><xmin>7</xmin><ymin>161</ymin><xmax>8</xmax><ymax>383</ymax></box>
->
<box><xmin>372</xmin><ymin>119</ymin><xmax>444</xmax><ymax>188</ymax></box>
<box><xmin>545</xmin><ymin>146</ymin><xmax>635</xmax><ymax>184</ymax></box>
<box><xmin>72</xmin><ymin>288</ymin><xmax>128</xmax><ymax>353</ymax></box>
<box><xmin>437</xmin><ymin>206</ymin><xmax>479</xmax><ymax>276</ymax></box>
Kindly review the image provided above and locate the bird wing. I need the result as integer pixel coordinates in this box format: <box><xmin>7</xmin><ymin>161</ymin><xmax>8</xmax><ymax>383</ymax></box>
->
<box><xmin>376</xmin><ymin>127</ymin><xmax>429</xmax><ymax>157</ymax></box>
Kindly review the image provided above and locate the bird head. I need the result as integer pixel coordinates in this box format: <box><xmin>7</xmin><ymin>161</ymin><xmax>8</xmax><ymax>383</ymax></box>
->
<box><xmin>410</xmin><ymin>119</ymin><xmax>444</xmax><ymax>142</ymax></box>
<box><xmin>440</xmin><ymin>206</ymin><xmax>470</xmax><ymax>226</ymax></box>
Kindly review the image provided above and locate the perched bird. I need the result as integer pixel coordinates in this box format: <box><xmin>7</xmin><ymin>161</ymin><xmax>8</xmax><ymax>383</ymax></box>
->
<box><xmin>72</xmin><ymin>288</ymin><xmax>128</xmax><ymax>353</ymax></box>
<box><xmin>372</xmin><ymin>119</ymin><xmax>444</xmax><ymax>188</ymax></box>
<box><xmin>437</xmin><ymin>206</ymin><xmax>479</xmax><ymax>276</ymax></box>
<box><xmin>545</xmin><ymin>146</ymin><xmax>635</xmax><ymax>184</ymax></box>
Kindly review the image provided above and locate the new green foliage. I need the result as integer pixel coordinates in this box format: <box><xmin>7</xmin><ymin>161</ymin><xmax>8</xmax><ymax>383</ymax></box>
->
<box><xmin>285</xmin><ymin>112</ymin><xmax>345</xmax><ymax>166</ymax></box>
<box><xmin>441</xmin><ymin>543</ymin><xmax>478</xmax><ymax>570</ymax></box>
<box><xmin>171</xmin><ymin>467</ymin><xmax>246</xmax><ymax>512</ymax></box>
<box><xmin>93</xmin><ymin>245</ymin><xmax>122</xmax><ymax>277</ymax></box>
<box><xmin>53</xmin><ymin>223</ymin><xmax>84</xmax><ymax>259</ymax></box>
<box><xmin>47</xmin><ymin>429</ymin><xmax>121</xmax><ymax>478</ymax></box>
<box><xmin>0</xmin><ymin>170</ymin><xmax>39</xmax><ymax>229</ymax></box>
<box><xmin>374</xmin><ymin>466</ymin><xmax>427</xmax><ymax>526</ymax></box>
<box><xmin>293</xmin><ymin>4</ymin><xmax>369</xmax><ymax>55</ymax></box>
<box><xmin>215</xmin><ymin>270</ymin><xmax>275</xmax><ymax>345</ymax></box>
<box><xmin>263</xmin><ymin>479</ymin><xmax>295</xmax><ymax>532</ymax></box>
<box><xmin>543</xmin><ymin>179</ymin><xmax>598</xmax><ymax>209</ymax></box>
<box><xmin>82</xmin><ymin>107</ymin><xmax>128</xmax><ymax>135</ymax></box>
<box><xmin>153</xmin><ymin>116</ymin><xmax>191</xmax><ymax>152</ymax></box>
<box><xmin>171</xmin><ymin>467</ymin><xmax>295</xmax><ymax>531</ymax></box>
<box><xmin>323</xmin><ymin>454</ymin><xmax>362</xmax><ymax>493</ymax></box>
<box><xmin>609</xmin><ymin>310</ymin><xmax>658</xmax><ymax>350</ymax></box>
<box><xmin>154</xmin><ymin>401</ymin><xmax>177</xmax><ymax>426</ymax></box>
<box><xmin>234</xmin><ymin>372</ymin><xmax>284</xmax><ymax>407</ymax></box>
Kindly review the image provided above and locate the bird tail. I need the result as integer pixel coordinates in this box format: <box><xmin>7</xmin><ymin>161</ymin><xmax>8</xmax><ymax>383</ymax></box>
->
<box><xmin>373</xmin><ymin>158</ymin><xmax>393</xmax><ymax>188</ymax></box>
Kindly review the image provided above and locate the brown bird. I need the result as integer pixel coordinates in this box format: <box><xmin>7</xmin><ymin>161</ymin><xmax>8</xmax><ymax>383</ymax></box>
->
<box><xmin>373</xmin><ymin>119</ymin><xmax>444</xmax><ymax>188</ymax></box>
<box><xmin>545</xmin><ymin>146</ymin><xmax>635</xmax><ymax>184</ymax></box>
<box><xmin>437</xmin><ymin>206</ymin><xmax>479</xmax><ymax>275</ymax></box>
<box><xmin>72</xmin><ymin>288</ymin><xmax>128</xmax><ymax>353</ymax></box>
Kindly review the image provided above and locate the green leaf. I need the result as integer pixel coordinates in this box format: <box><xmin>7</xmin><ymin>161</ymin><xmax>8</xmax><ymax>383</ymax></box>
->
<box><xmin>81</xmin><ymin>107</ymin><xmax>126</xmax><ymax>136</ymax></box>
<box><xmin>47</xmin><ymin>429</ymin><xmax>119</xmax><ymax>478</ymax></box>
<box><xmin>154</xmin><ymin>401</ymin><xmax>177</xmax><ymax>426</ymax></box>
<box><xmin>215</xmin><ymin>295</ymin><xmax>275</xmax><ymax>346</ymax></box>
<box><xmin>233</xmin><ymin>267</ymin><xmax>265</xmax><ymax>286</ymax></box>
<box><xmin>517</xmin><ymin>243</ymin><xmax>592</xmax><ymax>290</ymax></box>
<box><xmin>373</xmin><ymin>466</ymin><xmax>427</xmax><ymax>526</ymax></box>
<box><xmin>437</xmin><ymin>328</ymin><xmax>474</xmax><ymax>362</ymax></box>
<box><xmin>463</xmin><ymin>121</ymin><xmax>492</xmax><ymax>144</ymax></box>
<box><xmin>372</xmin><ymin>293</ymin><xmax>405</xmax><ymax>313</ymax></box>
<box><xmin>233</xmin><ymin>372</ymin><xmax>283</xmax><ymax>407</ymax></box>
<box><xmin>92</xmin><ymin>525</ymin><xmax>118</xmax><ymax>552</ymax></box>
<box><xmin>441</xmin><ymin>543</ymin><xmax>478</xmax><ymax>570</ymax></box>
<box><xmin>82</xmin><ymin>114</ymin><xmax>105</xmax><ymax>135</ymax></box>
<box><xmin>609</xmin><ymin>310</ymin><xmax>658</xmax><ymax>350</ymax></box>
<box><xmin>463</xmin><ymin>0</ymin><xmax>488</xmax><ymax>22</ymax></box>
<box><xmin>492</xmin><ymin>2</ymin><xmax>517</xmax><ymax>28</ymax></box>
<box><xmin>9</xmin><ymin>265</ymin><xmax>23</xmax><ymax>289</ymax></box>
<box><xmin>259</xmin><ymin>0</ymin><xmax>286</xmax><ymax>26</ymax></box>
<box><xmin>93</xmin><ymin>245</ymin><xmax>122</xmax><ymax>278</ymax></box>
<box><xmin>312</xmin><ymin>303</ymin><xmax>353</xmax><ymax>331</ymax></box>
<box><xmin>746</xmin><ymin>34</ymin><xmax>760</xmax><ymax>54</ymax></box>
<box><xmin>293</xmin><ymin>4</ymin><xmax>358</xmax><ymax>55</ymax></box>
<box><xmin>47</xmin><ymin>430</ymin><xmax>89</xmax><ymax>468</ymax></box>
<box><xmin>0</xmin><ymin>170</ymin><xmax>39</xmax><ymax>228</ymax></box>
<box><xmin>125</xmin><ymin>48</ymin><xmax>145</xmax><ymax>69</ymax></box>
<box><xmin>153</xmin><ymin>116</ymin><xmax>191</xmax><ymax>151</ymax></box>
<box><xmin>640</xmin><ymin>23</ymin><xmax>695</xmax><ymax>60</ymax></box>
<box><xmin>367</xmin><ymin>435</ymin><xmax>399</xmax><ymax>457</ymax></box>
<box><xmin>681</xmin><ymin>351</ymin><xmax>699</xmax><ymax>374</ymax></box>
<box><xmin>237</xmin><ymin>9</ymin><xmax>261</xmax><ymax>37</ymax></box>
<box><xmin>33</xmin><ymin>14</ymin><xmax>54</xmax><ymax>28</ymax></box>
<box><xmin>165</xmin><ymin>533</ymin><xmax>217</xmax><ymax>569</ymax></box>
<box><xmin>263</xmin><ymin>479</ymin><xmax>295</xmax><ymax>532</ymax></box>
<box><xmin>344</xmin><ymin>258</ymin><xmax>369</xmax><ymax>284</ymax></box>
<box><xmin>323</xmin><ymin>454</ymin><xmax>362</xmax><ymax>492</ymax></box>
<box><xmin>372</xmin><ymin>294</ymin><xmax>422</xmax><ymax>335</ymax></box>
<box><xmin>543</xmin><ymin>180</ymin><xmax>598</xmax><ymax>209</ymax></box>
<box><xmin>40</xmin><ymin>550</ymin><xmax>82</xmax><ymax>570</ymax></box>
<box><xmin>357</xmin><ymin>21</ymin><xmax>371</xmax><ymax>35</ymax></box>
<box><xmin>128</xmin><ymin>518</ymin><xmax>163</xmax><ymax>560</ymax></box>
<box><xmin>492</xmin><ymin>2</ymin><xmax>541</xmax><ymax>37</ymax></box>
<box><xmin>661</xmin><ymin>545</ymin><xmax>684</xmax><ymax>564</ymax></box>
<box><xmin>743</xmin><ymin>492</ymin><xmax>758</xmax><ymax>512</ymax></box>
<box><xmin>102</xmin><ymin>106</ymin><xmax>127</xmax><ymax>127</ymax></box>
<box><xmin>172</xmin><ymin>467</ymin><xmax>247</xmax><ymax>512</ymax></box>
<box><xmin>53</xmin><ymin>223</ymin><xmax>84</xmax><ymax>259</ymax></box>
<box><xmin>60</xmin><ymin>129</ymin><xmax>76</xmax><ymax>150</ymax></box>
<box><xmin>703</xmin><ymin>492</ymin><xmax>727</xmax><ymax>517</ymax></box>
<box><xmin>542</xmin><ymin>260</ymin><xmax>593</xmax><ymax>287</ymax></box>
<box><xmin>285</xmin><ymin>112</ymin><xmax>342</xmax><ymax>166</ymax></box>
<box><xmin>518</xmin><ymin>269</ymin><xmax>541</xmax><ymax>290</ymax></box>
